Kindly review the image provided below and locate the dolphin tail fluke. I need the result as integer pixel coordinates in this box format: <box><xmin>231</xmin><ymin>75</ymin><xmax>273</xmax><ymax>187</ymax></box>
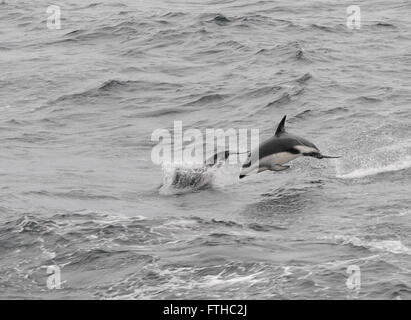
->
<box><xmin>206</xmin><ymin>150</ymin><xmax>250</xmax><ymax>168</ymax></box>
<box><xmin>205</xmin><ymin>150</ymin><xmax>230</xmax><ymax>167</ymax></box>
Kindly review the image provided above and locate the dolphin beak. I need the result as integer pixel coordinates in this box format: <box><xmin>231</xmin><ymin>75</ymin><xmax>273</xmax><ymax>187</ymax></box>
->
<box><xmin>317</xmin><ymin>154</ymin><xmax>341</xmax><ymax>159</ymax></box>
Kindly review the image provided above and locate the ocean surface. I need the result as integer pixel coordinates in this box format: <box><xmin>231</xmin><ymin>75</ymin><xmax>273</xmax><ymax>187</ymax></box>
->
<box><xmin>1</xmin><ymin>0</ymin><xmax>411</xmax><ymax>299</ymax></box>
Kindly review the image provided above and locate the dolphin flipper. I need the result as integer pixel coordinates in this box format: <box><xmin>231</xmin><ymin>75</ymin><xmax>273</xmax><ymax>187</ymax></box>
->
<box><xmin>269</xmin><ymin>164</ymin><xmax>290</xmax><ymax>171</ymax></box>
<box><xmin>239</xmin><ymin>164</ymin><xmax>288</xmax><ymax>179</ymax></box>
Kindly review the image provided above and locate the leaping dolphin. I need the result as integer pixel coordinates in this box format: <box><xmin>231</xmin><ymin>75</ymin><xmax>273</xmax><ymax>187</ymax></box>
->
<box><xmin>239</xmin><ymin>115</ymin><xmax>340</xmax><ymax>179</ymax></box>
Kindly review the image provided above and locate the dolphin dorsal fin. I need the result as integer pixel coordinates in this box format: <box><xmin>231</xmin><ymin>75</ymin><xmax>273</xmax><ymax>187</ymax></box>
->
<box><xmin>275</xmin><ymin>115</ymin><xmax>287</xmax><ymax>136</ymax></box>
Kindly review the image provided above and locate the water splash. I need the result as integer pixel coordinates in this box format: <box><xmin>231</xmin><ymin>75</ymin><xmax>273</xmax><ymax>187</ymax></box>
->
<box><xmin>158</xmin><ymin>163</ymin><xmax>240</xmax><ymax>195</ymax></box>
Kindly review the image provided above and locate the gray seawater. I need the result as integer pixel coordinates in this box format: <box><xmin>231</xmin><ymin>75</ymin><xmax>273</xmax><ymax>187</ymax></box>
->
<box><xmin>1</xmin><ymin>0</ymin><xmax>411</xmax><ymax>299</ymax></box>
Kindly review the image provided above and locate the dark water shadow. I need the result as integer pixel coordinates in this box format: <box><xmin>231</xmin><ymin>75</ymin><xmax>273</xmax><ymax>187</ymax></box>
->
<box><xmin>239</xmin><ymin>181</ymin><xmax>324</xmax><ymax>228</ymax></box>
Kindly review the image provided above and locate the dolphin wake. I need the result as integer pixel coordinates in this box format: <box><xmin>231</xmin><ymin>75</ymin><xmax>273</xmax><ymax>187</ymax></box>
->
<box><xmin>336</xmin><ymin>157</ymin><xmax>411</xmax><ymax>179</ymax></box>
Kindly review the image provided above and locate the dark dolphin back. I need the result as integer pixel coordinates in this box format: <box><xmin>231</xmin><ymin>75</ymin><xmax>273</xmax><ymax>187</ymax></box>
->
<box><xmin>282</xmin><ymin>133</ymin><xmax>318</xmax><ymax>151</ymax></box>
<box><xmin>254</xmin><ymin>133</ymin><xmax>318</xmax><ymax>160</ymax></box>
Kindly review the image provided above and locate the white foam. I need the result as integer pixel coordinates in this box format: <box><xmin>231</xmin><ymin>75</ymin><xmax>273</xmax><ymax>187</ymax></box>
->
<box><xmin>330</xmin><ymin>235</ymin><xmax>411</xmax><ymax>255</ymax></box>
<box><xmin>336</xmin><ymin>158</ymin><xmax>411</xmax><ymax>179</ymax></box>
<box><xmin>368</xmin><ymin>240</ymin><xmax>411</xmax><ymax>255</ymax></box>
<box><xmin>201</xmin><ymin>272</ymin><xmax>263</xmax><ymax>287</ymax></box>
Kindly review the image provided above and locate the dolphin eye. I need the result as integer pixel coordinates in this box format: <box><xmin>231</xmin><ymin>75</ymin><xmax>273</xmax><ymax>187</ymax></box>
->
<box><xmin>303</xmin><ymin>152</ymin><xmax>316</xmax><ymax>157</ymax></box>
<box><xmin>288</xmin><ymin>148</ymin><xmax>300</xmax><ymax>154</ymax></box>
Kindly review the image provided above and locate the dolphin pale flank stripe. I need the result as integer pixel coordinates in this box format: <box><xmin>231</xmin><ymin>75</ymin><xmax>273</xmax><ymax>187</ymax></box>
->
<box><xmin>239</xmin><ymin>115</ymin><xmax>340</xmax><ymax>179</ymax></box>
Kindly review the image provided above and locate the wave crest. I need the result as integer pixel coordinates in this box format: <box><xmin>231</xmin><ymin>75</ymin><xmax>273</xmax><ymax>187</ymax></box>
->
<box><xmin>329</xmin><ymin>235</ymin><xmax>411</xmax><ymax>255</ymax></box>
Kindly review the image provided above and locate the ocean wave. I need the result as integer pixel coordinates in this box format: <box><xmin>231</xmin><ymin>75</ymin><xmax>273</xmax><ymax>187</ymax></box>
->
<box><xmin>242</xmin><ymin>85</ymin><xmax>282</xmax><ymax>98</ymax></box>
<box><xmin>0</xmin><ymin>215</ymin><xmax>63</xmax><ymax>255</ymax></box>
<box><xmin>294</xmin><ymin>109</ymin><xmax>312</xmax><ymax>119</ymax></box>
<box><xmin>352</xmin><ymin>96</ymin><xmax>382</xmax><ymax>103</ymax></box>
<box><xmin>161</xmin><ymin>12</ymin><xmax>187</xmax><ymax>18</ymax></box>
<box><xmin>138</xmin><ymin>107</ymin><xmax>188</xmax><ymax>118</ymax></box>
<box><xmin>2</xmin><ymin>215</ymin><xmax>56</xmax><ymax>235</ymax></box>
<box><xmin>296</xmin><ymin>73</ymin><xmax>312</xmax><ymax>84</ymax></box>
<box><xmin>264</xmin><ymin>86</ymin><xmax>304</xmax><ymax>109</ymax></box>
<box><xmin>102</xmin><ymin>261</ymin><xmax>275</xmax><ymax>299</ymax></box>
<box><xmin>184</xmin><ymin>93</ymin><xmax>228</xmax><ymax>106</ymax></box>
<box><xmin>23</xmin><ymin>190</ymin><xmax>119</xmax><ymax>201</ymax></box>
<box><xmin>210</xmin><ymin>14</ymin><xmax>231</xmax><ymax>26</ymax></box>
<box><xmin>310</xmin><ymin>24</ymin><xmax>338</xmax><ymax>32</ymax></box>
<box><xmin>265</xmin><ymin>92</ymin><xmax>291</xmax><ymax>107</ymax></box>
<box><xmin>255</xmin><ymin>42</ymin><xmax>311</xmax><ymax>62</ymax></box>
<box><xmin>322</xmin><ymin>106</ymin><xmax>349</xmax><ymax>115</ymax></box>
<box><xmin>154</xmin><ymin>216</ymin><xmax>287</xmax><ymax>235</ymax></box>
<box><xmin>44</xmin><ymin>79</ymin><xmax>182</xmax><ymax>105</ymax></box>
<box><xmin>217</xmin><ymin>40</ymin><xmax>245</xmax><ymax>48</ymax></box>
<box><xmin>329</xmin><ymin>235</ymin><xmax>411</xmax><ymax>255</ymax></box>
<box><xmin>374</xmin><ymin>22</ymin><xmax>397</xmax><ymax>29</ymax></box>
<box><xmin>62</xmin><ymin>248</ymin><xmax>133</xmax><ymax>267</ymax></box>
<box><xmin>58</xmin><ymin>19</ymin><xmax>144</xmax><ymax>42</ymax></box>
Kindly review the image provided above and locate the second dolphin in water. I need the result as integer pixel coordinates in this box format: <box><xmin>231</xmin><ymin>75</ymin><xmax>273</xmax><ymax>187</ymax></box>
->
<box><xmin>239</xmin><ymin>115</ymin><xmax>340</xmax><ymax>179</ymax></box>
